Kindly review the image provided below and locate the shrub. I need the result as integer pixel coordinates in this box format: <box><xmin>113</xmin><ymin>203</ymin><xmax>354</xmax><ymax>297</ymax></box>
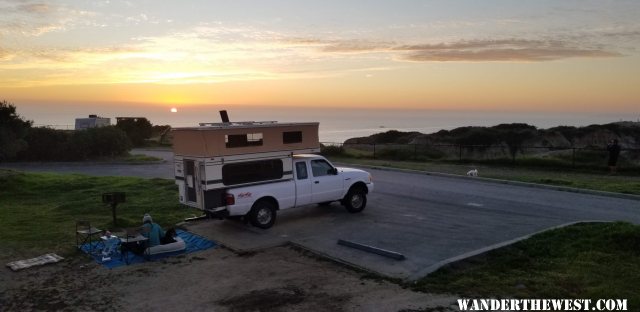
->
<box><xmin>18</xmin><ymin>127</ymin><xmax>69</xmax><ymax>161</ymax></box>
<box><xmin>87</xmin><ymin>126</ymin><xmax>131</xmax><ymax>157</ymax></box>
<box><xmin>116</xmin><ymin>117</ymin><xmax>153</xmax><ymax>146</ymax></box>
<box><xmin>18</xmin><ymin>126</ymin><xmax>131</xmax><ymax>161</ymax></box>
<box><xmin>320</xmin><ymin>144</ymin><xmax>346</xmax><ymax>157</ymax></box>
<box><xmin>0</xmin><ymin>100</ymin><xmax>32</xmax><ymax>161</ymax></box>
<box><xmin>376</xmin><ymin>147</ymin><xmax>414</xmax><ymax>161</ymax></box>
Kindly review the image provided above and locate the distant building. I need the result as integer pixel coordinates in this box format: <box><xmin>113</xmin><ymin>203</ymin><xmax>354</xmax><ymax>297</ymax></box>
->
<box><xmin>75</xmin><ymin>115</ymin><xmax>111</xmax><ymax>130</ymax></box>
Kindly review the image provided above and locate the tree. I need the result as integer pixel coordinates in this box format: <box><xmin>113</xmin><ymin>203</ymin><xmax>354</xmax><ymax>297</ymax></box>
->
<box><xmin>116</xmin><ymin>117</ymin><xmax>153</xmax><ymax>146</ymax></box>
<box><xmin>0</xmin><ymin>100</ymin><xmax>32</xmax><ymax>161</ymax></box>
<box><xmin>493</xmin><ymin>123</ymin><xmax>538</xmax><ymax>162</ymax></box>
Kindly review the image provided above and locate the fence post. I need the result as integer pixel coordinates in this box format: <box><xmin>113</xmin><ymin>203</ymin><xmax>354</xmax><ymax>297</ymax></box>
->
<box><xmin>414</xmin><ymin>144</ymin><xmax>417</xmax><ymax>160</ymax></box>
<box><xmin>572</xmin><ymin>148</ymin><xmax>576</xmax><ymax>168</ymax></box>
<box><xmin>459</xmin><ymin>144</ymin><xmax>462</xmax><ymax>162</ymax></box>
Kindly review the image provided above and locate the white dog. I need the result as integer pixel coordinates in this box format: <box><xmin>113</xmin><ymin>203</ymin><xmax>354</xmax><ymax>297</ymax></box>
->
<box><xmin>466</xmin><ymin>169</ymin><xmax>478</xmax><ymax>177</ymax></box>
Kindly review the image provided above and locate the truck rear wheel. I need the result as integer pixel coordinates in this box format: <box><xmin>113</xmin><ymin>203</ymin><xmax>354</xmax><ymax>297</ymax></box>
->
<box><xmin>249</xmin><ymin>200</ymin><xmax>277</xmax><ymax>229</ymax></box>
<box><xmin>343</xmin><ymin>187</ymin><xmax>367</xmax><ymax>213</ymax></box>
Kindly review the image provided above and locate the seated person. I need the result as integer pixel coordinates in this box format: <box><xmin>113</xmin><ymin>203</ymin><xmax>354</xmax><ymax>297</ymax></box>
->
<box><xmin>142</xmin><ymin>213</ymin><xmax>176</xmax><ymax>247</ymax></box>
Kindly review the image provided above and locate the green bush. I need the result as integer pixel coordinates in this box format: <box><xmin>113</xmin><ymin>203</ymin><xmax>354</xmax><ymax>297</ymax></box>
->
<box><xmin>375</xmin><ymin>147</ymin><xmax>415</xmax><ymax>161</ymax></box>
<box><xmin>18</xmin><ymin>127</ymin><xmax>69</xmax><ymax>161</ymax></box>
<box><xmin>17</xmin><ymin>126</ymin><xmax>131</xmax><ymax>161</ymax></box>
<box><xmin>320</xmin><ymin>144</ymin><xmax>346</xmax><ymax>156</ymax></box>
<box><xmin>116</xmin><ymin>117</ymin><xmax>153</xmax><ymax>146</ymax></box>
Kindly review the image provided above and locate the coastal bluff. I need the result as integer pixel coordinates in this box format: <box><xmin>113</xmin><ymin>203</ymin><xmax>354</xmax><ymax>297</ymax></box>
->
<box><xmin>344</xmin><ymin>122</ymin><xmax>640</xmax><ymax>149</ymax></box>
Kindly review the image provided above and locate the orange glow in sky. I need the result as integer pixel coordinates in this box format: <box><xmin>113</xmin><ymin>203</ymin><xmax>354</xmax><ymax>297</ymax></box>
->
<box><xmin>1</xmin><ymin>1</ymin><xmax>639</xmax><ymax>113</ymax></box>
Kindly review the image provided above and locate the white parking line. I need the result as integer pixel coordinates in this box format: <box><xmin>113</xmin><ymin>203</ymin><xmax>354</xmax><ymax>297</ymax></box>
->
<box><xmin>466</xmin><ymin>202</ymin><xmax>484</xmax><ymax>207</ymax></box>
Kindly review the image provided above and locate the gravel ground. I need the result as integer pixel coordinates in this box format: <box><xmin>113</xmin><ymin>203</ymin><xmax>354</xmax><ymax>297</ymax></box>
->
<box><xmin>1</xmin><ymin>246</ymin><xmax>457</xmax><ymax>312</ymax></box>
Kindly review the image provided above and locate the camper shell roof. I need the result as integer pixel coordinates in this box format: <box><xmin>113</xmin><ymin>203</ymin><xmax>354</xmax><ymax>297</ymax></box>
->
<box><xmin>171</xmin><ymin>121</ymin><xmax>320</xmax><ymax>158</ymax></box>
<box><xmin>173</xmin><ymin>121</ymin><xmax>319</xmax><ymax>131</ymax></box>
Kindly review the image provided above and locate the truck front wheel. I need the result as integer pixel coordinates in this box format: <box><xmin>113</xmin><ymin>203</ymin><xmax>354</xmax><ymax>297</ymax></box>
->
<box><xmin>343</xmin><ymin>187</ymin><xmax>367</xmax><ymax>213</ymax></box>
<box><xmin>249</xmin><ymin>200</ymin><xmax>277</xmax><ymax>229</ymax></box>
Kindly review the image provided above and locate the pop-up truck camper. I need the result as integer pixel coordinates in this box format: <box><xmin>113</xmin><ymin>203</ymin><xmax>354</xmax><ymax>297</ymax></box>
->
<box><xmin>172</xmin><ymin>112</ymin><xmax>374</xmax><ymax>228</ymax></box>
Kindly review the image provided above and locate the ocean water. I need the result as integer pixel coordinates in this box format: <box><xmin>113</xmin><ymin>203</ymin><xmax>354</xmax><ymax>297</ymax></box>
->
<box><xmin>18</xmin><ymin>103</ymin><xmax>634</xmax><ymax>143</ymax></box>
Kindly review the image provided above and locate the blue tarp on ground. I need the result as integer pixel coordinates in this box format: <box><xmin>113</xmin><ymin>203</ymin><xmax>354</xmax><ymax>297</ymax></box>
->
<box><xmin>80</xmin><ymin>229</ymin><xmax>217</xmax><ymax>269</ymax></box>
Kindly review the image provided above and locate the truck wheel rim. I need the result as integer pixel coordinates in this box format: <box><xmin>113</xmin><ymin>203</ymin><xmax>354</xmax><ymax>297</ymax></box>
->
<box><xmin>257</xmin><ymin>208</ymin><xmax>272</xmax><ymax>224</ymax></box>
<box><xmin>350</xmin><ymin>194</ymin><xmax>363</xmax><ymax>208</ymax></box>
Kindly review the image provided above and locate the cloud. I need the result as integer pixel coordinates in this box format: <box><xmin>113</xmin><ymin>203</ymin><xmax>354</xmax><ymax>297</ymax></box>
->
<box><xmin>320</xmin><ymin>40</ymin><xmax>393</xmax><ymax>53</ymax></box>
<box><xmin>0</xmin><ymin>46</ymin><xmax>14</xmax><ymax>61</ymax></box>
<box><xmin>294</xmin><ymin>37</ymin><xmax>622</xmax><ymax>62</ymax></box>
<box><xmin>0</xmin><ymin>1</ymin><xmax>96</xmax><ymax>36</ymax></box>
<box><xmin>17</xmin><ymin>3</ymin><xmax>51</xmax><ymax>14</ymax></box>
<box><xmin>393</xmin><ymin>39</ymin><xmax>622</xmax><ymax>62</ymax></box>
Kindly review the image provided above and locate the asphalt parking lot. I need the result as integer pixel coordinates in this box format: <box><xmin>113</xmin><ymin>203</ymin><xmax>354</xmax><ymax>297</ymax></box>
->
<box><xmin>4</xmin><ymin>149</ymin><xmax>640</xmax><ymax>280</ymax></box>
<box><xmin>185</xmin><ymin>166</ymin><xmax>640</xmax><ymax>280</ymax></box>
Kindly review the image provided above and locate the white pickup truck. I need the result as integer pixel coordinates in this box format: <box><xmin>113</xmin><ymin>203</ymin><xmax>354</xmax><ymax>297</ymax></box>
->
<box><xmin>215</xmin><ymin>154</ymin><xmax>374</xmax><ymax>228</ymax></box>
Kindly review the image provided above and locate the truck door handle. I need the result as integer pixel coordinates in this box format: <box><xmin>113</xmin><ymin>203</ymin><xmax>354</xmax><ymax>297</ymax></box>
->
<box><xmin>314</xmin><ymin>181</ymin><xmax>319</xmax><ymax>184</ymax></box>
<box><xmin>345</xmin><ymin>178</ymin><xmax>351</xmax><ymax>181</ymax></box>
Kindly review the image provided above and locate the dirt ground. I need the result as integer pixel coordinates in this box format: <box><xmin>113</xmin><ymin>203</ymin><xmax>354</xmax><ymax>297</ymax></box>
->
<box><xmin>1</xmin><ymin>246</ymin><xmax>458</xmax><ymax>312</ymax></box>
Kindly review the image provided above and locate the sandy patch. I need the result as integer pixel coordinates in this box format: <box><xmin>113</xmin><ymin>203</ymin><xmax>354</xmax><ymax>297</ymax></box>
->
<box><xmin>2</xmin><ymin>246</ymin><xmax>457</xmax><ymax>311</ymax></box>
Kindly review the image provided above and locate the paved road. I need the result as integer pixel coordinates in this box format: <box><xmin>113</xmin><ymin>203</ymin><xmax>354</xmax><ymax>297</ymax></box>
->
<box><xmin>0</xmin><ymin>149</ymin><xmax>174</xmax><ymax>179</ymax></box>
<box><xmin>3</xmin><ymin>149</ymin><xmax>639</xmax><ymax>280</ymax></box>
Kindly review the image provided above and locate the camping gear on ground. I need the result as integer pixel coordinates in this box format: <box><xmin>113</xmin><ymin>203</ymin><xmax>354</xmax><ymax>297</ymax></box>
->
<box><xmin>79</xmin><ymin>229</ymin><xmax>215</xmax><ymax>269</ymax></box>
<box><xmin>6</xmin><ymin>253</ymin><xmax>64</xmax><ymax>271</ymax></box>
<box><xmin>75</xmin><ymin>220</ymin><xmax>103</xmax><ymax>254</ymax></box>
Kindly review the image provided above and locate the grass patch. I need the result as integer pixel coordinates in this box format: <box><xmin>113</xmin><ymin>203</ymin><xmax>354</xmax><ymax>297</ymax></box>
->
<box><xmin>119</xmin><ymin>153</ymin><xmax>163</xmax><ymax>162</ymax></box>
<box><xmin>0</xmin><ymin>170</ymin><xmax>194</xmax><ymax>257</ymax></box>
<box><xmin>413</xmin><ymin>222</ymin><xmax>640</xmax><ymax>305</ymax></box>
<box><xmin>329</xmin><ymin>157</ymin><xmax>640</xmax><ymax>195</ymax></box>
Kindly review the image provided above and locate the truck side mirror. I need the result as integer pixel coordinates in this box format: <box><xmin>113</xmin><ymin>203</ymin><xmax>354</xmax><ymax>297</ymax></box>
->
<box><xmin>329</xmin><ymin>168</ymin><xmax>338</xmax><ymax>175</ymax></box>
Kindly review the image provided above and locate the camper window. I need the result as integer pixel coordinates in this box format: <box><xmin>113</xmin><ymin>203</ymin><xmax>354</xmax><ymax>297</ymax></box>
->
<box><xmin>225</xmin><ymin>133</ymin><xmax>263</xmax><ymax>148</ymax></box>
<box><xmin>222</xmin><ymin>159</ymin><xmax>283</xmax><ymax>185</ymax></box>
<box><xmin>283</xmin><ymin>131</ymin><xmax>303</xmax><ymax>144</ymax></box>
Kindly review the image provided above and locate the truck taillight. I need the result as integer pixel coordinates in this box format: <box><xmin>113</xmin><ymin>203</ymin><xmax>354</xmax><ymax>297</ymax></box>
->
<box><xmin>225</xmin><ymin>194</ymin><xmax>235</xmax><ymax>205</ymax></box>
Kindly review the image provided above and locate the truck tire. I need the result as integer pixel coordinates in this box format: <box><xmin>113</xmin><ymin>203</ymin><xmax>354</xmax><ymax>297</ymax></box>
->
<box><xmin>343</xmin><ymin>186</ymin><xmax>367</xmax><ymax>213</ymax></box>
<box><xmin>249</xmin><ymin>200</ymin><xmax>277</xmax><ymax>229</ymax></box>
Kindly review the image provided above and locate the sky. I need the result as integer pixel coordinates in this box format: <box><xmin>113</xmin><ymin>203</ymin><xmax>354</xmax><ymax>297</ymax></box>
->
<box><xmin>1</xmin><ymin>0</ymin><xmax>639</xmax><ymax>115</ymax></box>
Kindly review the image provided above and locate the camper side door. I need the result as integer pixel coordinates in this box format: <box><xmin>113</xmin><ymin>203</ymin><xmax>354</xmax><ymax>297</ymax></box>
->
<box><xmin>184</xmin><ymin>160</ymin><xmax>198</xmax><ymax>204</ymax></box>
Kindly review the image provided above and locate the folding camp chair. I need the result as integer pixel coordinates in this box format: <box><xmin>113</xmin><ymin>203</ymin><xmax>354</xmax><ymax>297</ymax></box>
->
<box><xmin>120</xmin><ymin>227</ymin><xmax>150</xmax><ymax>264</ymax></box>
<box><xmin>75</xmin><ymin>220</ymin><xmax>103</xmax><ymax>254</ymax></box>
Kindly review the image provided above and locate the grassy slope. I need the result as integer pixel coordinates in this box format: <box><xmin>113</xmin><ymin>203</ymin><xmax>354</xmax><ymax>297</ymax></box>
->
<box><xmin>330</xmin><ymin>157</ymin><xmax>640</xmax><ymax>195</ymax></box>
<box><xmin>414</xmin><ymin>222</ymin><xmax>640</xmax><ymax>305</ymax></box>
<box><xmin>0</xmin><ymin>170</ymin><xmax>194</xmax><ymax>256</ymax></box>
